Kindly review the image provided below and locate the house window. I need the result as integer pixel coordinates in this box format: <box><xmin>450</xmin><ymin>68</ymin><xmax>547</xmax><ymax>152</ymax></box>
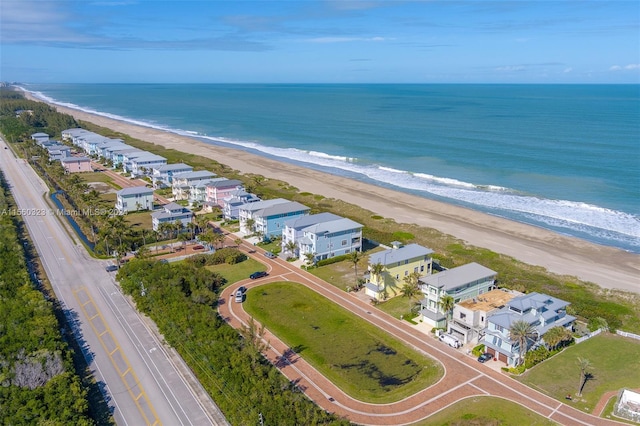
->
<box><xmin>404</xmin><ymin>270</ymin><xmax>409</xmax><ymax>276</ymax></box>
<box><xmin>396</xmin><ymin>274</ymin><xmax>399</xmax><ymax>280</ymax></box>
<box><xmin>481</xmin><ymin>316</ymin><xmax>484</xmax><ymax>322</ymax></box>
<box><xmin>420</xmin><ymin>265</ymin><xmax>424</xmax><ymax>272</ymax></box>
<box><xmin>404</xmin><ymin>260</ymin><xmax>409</xmax><ymax>265</ymax></box>
<box><xmin>341</xmin><ymin>239</ymin><xmax>347</xmax><ymax>246</ymax></box>
<box><xmin>460</xmin><ymin>312</ymin><xmax>466</xmax><ymax>320</ymax></box>
<box><xmin>414</xmin><ymin>267</ymin><xmax>419</xmax><ymax>273</ymax></box>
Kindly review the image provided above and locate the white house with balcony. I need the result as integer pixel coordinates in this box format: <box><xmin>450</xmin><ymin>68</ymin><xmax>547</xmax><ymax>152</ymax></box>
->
<box><xmin>418</xmin><ymin>262</ymin><xmax>497</xmax><ymax>328</ymax></box>
<box><xmin>151</xmin><ymin>163</ymin><xmax>193</xmax><ymax>188</ymax></box>
<box><xmin>482</xmin><ymin>292</ymin><xmax>576</xmax><ymax>366</ymax></box>
<box><xmin>115</xmin><ymin>186</ymin><xmax>154</xmax><ymax>214</ymax></box>
<box><xmin>282</xmin><ymin>213</ymin><xmax>363</xmax><ymax>262</ymax></box>
<box><xmin>151</xmin><ymin>202</ymin><xmax>193</xmax><ymax>231</ymax></box>
<box><xmin>448</xmin><ymin>288</ymin><xmax>521</xmax><ymax>345</ymax></box>
<box><xmin>222</xmin><ymin>189</ymin><xmax>260</xmax><ymax>220</ymax></box>
<box><xmin>171</xmin><ymin>170</ymin><xmax>217</xmax><ymax>200</ymax></box>
<box><xmin>125</xmin><ymin>153</ymin><xmax>167</xmax><ymax>177</ymax></box>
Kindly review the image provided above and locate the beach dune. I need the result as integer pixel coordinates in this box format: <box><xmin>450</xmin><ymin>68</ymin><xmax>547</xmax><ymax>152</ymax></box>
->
<box><xmin>29</xmin><ymin>93</ymin><xmax>639</xmax><ymax>294</ymax></box>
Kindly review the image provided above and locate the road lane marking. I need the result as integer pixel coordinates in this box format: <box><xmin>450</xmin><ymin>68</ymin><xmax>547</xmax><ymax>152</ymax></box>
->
<box><xmin>73</xmin><ymin>287</ymin><xmax>161</xmax><ymax>425</ymax></box>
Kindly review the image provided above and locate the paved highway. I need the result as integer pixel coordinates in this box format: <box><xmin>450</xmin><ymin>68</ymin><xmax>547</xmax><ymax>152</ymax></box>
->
<box><xmin>0</xmin><ymin>140</ymin><xmax>228</xmax><ymax>426</ymax></box>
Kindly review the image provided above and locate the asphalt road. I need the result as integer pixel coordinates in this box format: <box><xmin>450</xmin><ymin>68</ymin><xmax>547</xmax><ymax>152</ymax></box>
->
<box><xmin>0</xmin><ymin>141</ymin><xmax>228</xmax><ymax>426</ymax></box>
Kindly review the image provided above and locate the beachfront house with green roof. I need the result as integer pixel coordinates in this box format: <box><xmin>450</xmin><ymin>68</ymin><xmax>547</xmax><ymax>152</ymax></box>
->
<box><xmin>239</xmin><ymin>198</ymin><xmax>310</xmax><ymax>240</ymax></box>
<box><xmin>283</xmin><ymin>212</ymin><xmax>363</xmax><ymax>262</ymax></box>
<box><xmin>418</xmin><ymin>262</ymin><xmax>497</xmax><ymax>328</ymax></box>
<box><xmin>115</xmin><ymin>186</ymin><xmax>154</xmax><ymax>214</ymax></box>
<box><xmin>365</xmin><ymin>242</ymin><xmax>434</xmax><ymax>301</ymax></box>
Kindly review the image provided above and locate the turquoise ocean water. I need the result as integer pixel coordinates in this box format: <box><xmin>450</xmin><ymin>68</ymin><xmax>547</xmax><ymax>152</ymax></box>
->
<box><xmin>25</xmin><ymin>84</ymin><xmax>640</xmax><ymax>253</ymax></box>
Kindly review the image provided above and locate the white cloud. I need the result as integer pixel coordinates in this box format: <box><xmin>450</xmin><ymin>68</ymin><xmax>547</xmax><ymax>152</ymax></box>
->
<box><xmin>495</xmin><ymin>65</ymin><xmax>525</xmax><ymax>72</ymax></box>
<box><xmin>563</xmin><ymin>67</ymin><xmax>573</xmax><ymax>73</ymax></box>
<box><xmin>610</xmin><ymin>64</ymin><xmax>639</xmax><ymax>71</ymax></box>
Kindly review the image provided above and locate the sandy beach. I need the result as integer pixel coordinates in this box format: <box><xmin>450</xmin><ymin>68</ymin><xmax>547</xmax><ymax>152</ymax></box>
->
<box><xmin>28</xmin><ymin>93</ymin><xmax>639</xmax><ymax>293</ymax></box>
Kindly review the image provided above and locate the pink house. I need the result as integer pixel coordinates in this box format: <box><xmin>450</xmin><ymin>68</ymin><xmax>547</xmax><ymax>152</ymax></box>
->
<box><xmin>205</xmin><ymin>179</ymin><xmax>244</xmax><ymax>207</ymax></box>
<box><xmin>61</xmin><ymin>156</ymin><xmax>92</xmax><ymax>173</ymax></box>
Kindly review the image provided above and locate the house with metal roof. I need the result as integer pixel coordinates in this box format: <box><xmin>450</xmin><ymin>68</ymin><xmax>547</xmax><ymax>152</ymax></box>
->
<box><xmin>151</xmin><ymin>202</ymin><xmax>193</xmax><ymax>231</ymax></box>
<box><xmin>44</xmin><ymin>143</ymin><xmax>71</xmax><ymax>161</ymax></box>
<box><xmin>151</xmin><ymin>163</ymin><xmax>193</xmax><ymax>188</ymax></box>
<box><xmin>239</xmin><ymin>198</ymin><xmax>310</xmax><ymax>239</ymax></box>
<box><xmin>284</xmin><ymin>213</ymin><xmax>363</xmax><ymax>262</ymax></box>
<box><xmin>366</xmin><ymin>242</ymin><xmax>434</xmax><ymax>301</ymax></box>
<box><xmin>222</xmin><ymin>189</ymin><xmax>260</xmax><ymax>220</ymax></box>
<box><xmin>482</xmin><ymin>292</ymin><xmax>575</xmax><ymax>366</ymax></box>
<box><xmin>205</xmin><ymin>179</ymin><xmax>244</xmax><ymax>207</ymax></box>
<box><xmin>124</xmin><ymin>153</ymin><xmax>167</xmax><ymax>177</ymax></box>
<box><xmin>171</xmin><ymin>171</ymin><xmax>217</xmax><ymax>200</ymax></box>
<box><xmin>61</xmin><ymin>156</ymin><xmax>92</xmax><ymax>173</ymax></box>
<box><xmin>115</xmin><ymin>186</ymin><xmax>154</xmax><ymax>214</ymax></box>
<box><xmin>31</xmin><ymin>132</ymin><xmax>50</xmax><ymax>144</ymax></box>
<box><xmin>418</xmin><ymin>262</ymin><xmax>497</xmax><ymax>328</ymax></box>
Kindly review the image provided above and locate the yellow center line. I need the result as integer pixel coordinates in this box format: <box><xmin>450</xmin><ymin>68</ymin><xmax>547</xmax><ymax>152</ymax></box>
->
<box><xmin>73</xmin><ymin>287</ymin><xmax>161</xmax><ymax>425</ymax></box>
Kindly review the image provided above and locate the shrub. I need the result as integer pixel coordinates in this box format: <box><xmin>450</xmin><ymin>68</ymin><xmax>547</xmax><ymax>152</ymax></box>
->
<box><xmin>316</xmin><ymin>253</ymin><xmax>349</xmax><ymax>267</ymax></box>
<box><xmin>472</xmin><ymin>344</ymin><xmax>486</xmax><ymax>357</ymax></box>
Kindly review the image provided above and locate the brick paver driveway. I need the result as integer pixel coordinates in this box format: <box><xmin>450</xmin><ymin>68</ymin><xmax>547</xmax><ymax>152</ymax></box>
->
<box><xmin>219</xmin><ymin>242</ymin><xmax>624</xmax><ymax>426</ymax></box>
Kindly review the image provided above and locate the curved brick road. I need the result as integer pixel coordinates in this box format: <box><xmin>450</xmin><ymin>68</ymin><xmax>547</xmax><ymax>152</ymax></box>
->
<box><xmin>218</xmin><ymin>242</ymin><xmax>625</xmax><ymax>426</ymax></box>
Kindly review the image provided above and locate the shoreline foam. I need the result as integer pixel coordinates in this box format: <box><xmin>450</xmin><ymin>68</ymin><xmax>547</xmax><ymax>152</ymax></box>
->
<box><xmin>22</xmin><ymin>90</ymin><xmax>639</xmax><ymax>294</ymax></box>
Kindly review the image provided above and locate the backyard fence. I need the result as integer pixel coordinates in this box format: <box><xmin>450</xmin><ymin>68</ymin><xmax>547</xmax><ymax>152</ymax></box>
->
<box><xmin>575</xmin><ymin>328</ymin><xmax>603</xmax><ymax>344</ymax></box>
<box><xmin>616</xmin><ymin>330</ymin><xmax>640</xmax><ymax>341</ymax></box>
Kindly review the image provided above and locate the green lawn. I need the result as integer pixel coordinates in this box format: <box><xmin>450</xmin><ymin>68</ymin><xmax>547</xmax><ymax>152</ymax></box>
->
<box><xmin>413</xmin><ymin>396</ymin><xmax>558</xmax><ymax>426</ymax></box>
<box><xmin>207</xmin><ymin>257</ymin><xmax>265</xmax><ymax>285</ymax></box>
<box><xmin>517</xmin><ymin>333</ymin><xmax>640</xmax><ymax>413</ymax></box>
<box><xmin>80</xmin><ymin>171</ymin><xmax>114</xmax><ymax>183</ymax></box>
<box><xmin>244</xmin><ymin>281</ymin><xmax>443</xmax><ymax>403</ymax></box>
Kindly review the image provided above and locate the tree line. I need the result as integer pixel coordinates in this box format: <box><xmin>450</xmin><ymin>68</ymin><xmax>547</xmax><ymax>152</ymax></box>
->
<box><xmin>0</xmin><ymin>172</ymin><xmax>94</xmax><ymax>425</ymax></box>
<box><xmin>118</xmin><ymin>256</ymin><xmax>350</xmax><ymax>425</ymax></box>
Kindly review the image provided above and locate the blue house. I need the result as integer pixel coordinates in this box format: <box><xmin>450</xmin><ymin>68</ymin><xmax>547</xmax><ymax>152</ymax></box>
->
<box><xmin>239</xmin><ymin>198</ymin><xmax>310</xmax><ymax>239</ymax></box>
<box><xmin>283</xmin><ymin>212</ymin><xmax>363</xmax><ymax>262</ymax></box>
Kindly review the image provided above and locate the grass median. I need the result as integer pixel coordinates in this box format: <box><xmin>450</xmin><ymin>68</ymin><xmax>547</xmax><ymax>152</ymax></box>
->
<box><xmin>244</xmin><ymin>281</ymin><xmax>443</xmax><ymax>404</ymax></box>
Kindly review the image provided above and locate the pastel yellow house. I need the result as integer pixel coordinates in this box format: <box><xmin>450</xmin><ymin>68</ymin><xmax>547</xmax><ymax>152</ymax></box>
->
<box><xmin>365</xmin><ymin>242</ymin><xmax>434</xmax><ymax>301</ymax></box>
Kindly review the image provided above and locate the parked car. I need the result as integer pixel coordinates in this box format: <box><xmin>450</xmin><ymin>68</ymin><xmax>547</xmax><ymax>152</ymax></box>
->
<box><xmin>249</xmin><ymin>271</ymin><xmax>268</xmax><ymax>280</ymax></box>
<box><xmin>234</xmin><ymin>289</ymin><xmax>244</xmax><ymax>303</ymax></box>
<box><xmin>264</xmin><ymin>251</ymin><xmax>276</xmax><ymax>259</ymax></box>
<box><xmin>438</xmin><ymin>333</ymin><xmax>462</xmax><ymax>348</ymax></box>
<box><xmin>477</xmin><ymin>352</ymin><xmax>493</xmax><ymax>363</ymax></box>
<box><xmin>105</xmin><ymin>265</ymin><xmax>118</xmax><ymax>272</ymax></box>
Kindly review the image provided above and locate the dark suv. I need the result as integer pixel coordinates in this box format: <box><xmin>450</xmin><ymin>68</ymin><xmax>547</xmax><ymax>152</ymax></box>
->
<box><xmin>250</xmin><ymin>271</ymin><xmax>268</xmax><ymax>280</ymax></box>
<box><xmin>477</xmin><ymin>352</ymin><xmax>493</xmax><ymax>363</ymax></box>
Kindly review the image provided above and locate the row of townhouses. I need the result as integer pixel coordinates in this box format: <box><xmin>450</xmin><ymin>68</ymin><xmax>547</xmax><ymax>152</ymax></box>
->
<box><xmin>56</xmin><ymin>130</ymin><xmax>574</xmax><ymax>367</ymax></box>
<box><xmin>32</xmin><ymin>132</ymin><xmax>93</xmax><ymax>173</ymax></box>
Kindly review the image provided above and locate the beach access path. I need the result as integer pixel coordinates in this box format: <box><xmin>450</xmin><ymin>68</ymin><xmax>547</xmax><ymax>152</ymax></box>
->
<box><xmin>32</xmin><ymin>92</ymin><xmax>639</xmax><ymax>294</ymax></box>
<box><xmin>219</xmin><ymin>239</ymin><xmax>628</xmax><ymax>426</ymax></box>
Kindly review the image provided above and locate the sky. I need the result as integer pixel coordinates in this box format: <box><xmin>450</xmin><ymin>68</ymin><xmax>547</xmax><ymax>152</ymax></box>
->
<box><xmin>1</xmin><ymin>0</ymin><xmax>639</xmax><ymax>84</ymax></box>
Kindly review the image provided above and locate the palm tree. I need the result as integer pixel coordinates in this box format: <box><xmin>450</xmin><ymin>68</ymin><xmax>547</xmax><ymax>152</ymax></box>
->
<box><xmin>234</xmin><ymin>237</ymin><xmax>243</xmax><ymax>248</ymax></box>
<box><xmin>509</xmin><ymin>319</ymin><xmax>537</xmax><ymax>366</ymax></box>
<box><xmin>178</xmin><ymin>232</ymin><xmax>190</xmax><ymax>252</ymax></box>
<box><xmin>187</xmin><ymin>221</ymin><xmax>197</xmax><ymax>240</ymax></box>
<box><xmin>401</xmin><ymin>271</ymin><xmax>422</xmax><ymax>313</ymax></box>
<box><xmin>198</xmin><ymin>229</ymin><xmax>216</xmax><ymax>250</ymax></box>
<box><xmin>369</xmin><ymin>262</ymin><xmax>385</xmax><ymax>290</ymax></box>
<box><xmin>245</xmin><ymin>218</ymin><xmax>255</xmax><ymax>234</ymax></box>
<box><xmin>284</xmin><ymin>240</ymin><xmax>297</xmax><ymax>258</ymax></box>
<box><xmin>348</xmin><ymin>250</ymin><xmax>362</xmax><ymax>287</ymax></box>
<box><xmin>196</xmin><ymin>215</ymin><xmax>210</xmax><ymax>234</ymax></box>
<box><xmin>543</xmin><ymin>326</ymin><xmax>573</xmax><ymax>351</ymax></box>
<box><xmin>304</xmin><ymin>252</ymin><xmax>316</xmax><ymax>266</ymax></box>
<box><xmin>438</xmin><ymin>293</ymin><xmax>455</xmax><ymax>326</ymax></box>
<box><xmin>576</xmin><ymin>357</ymin><xmax>591</xmax><ymax>396</ymax></box>
<box><xmin>158</xmin><ymin>222</ymin><xmax>173</xmax><ymax>241</ymax></box>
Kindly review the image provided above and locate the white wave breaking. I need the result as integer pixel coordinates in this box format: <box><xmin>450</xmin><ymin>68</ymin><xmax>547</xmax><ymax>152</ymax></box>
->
<box><xmin>22</xmin><ymin>87</ymin><xmax>640</xmax><ymax>250</ymax></box>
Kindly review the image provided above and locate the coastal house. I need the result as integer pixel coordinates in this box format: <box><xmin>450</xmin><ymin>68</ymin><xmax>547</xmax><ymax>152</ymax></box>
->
<box><xmin>283</xmin><ymin>213</ymin><xmax>363</xmax><ymax>262</ymax></box>
<box><xmin>62</xmin><ymin>128</ymin><xmax>91</xmax><ymax>142</ymax></box>
<box><xmin>31</xmin><ymin>132</ymin><xmax>50</xmax><ymax>144</ymax></box>
<box><xmin>96</xmin><ymin>139</ymin><xmax>127</xmax><ymax>160</ymax></box>
<box><xmin>115</xmin><ymin>186</ymin><xmax>154</xmax><ymax>214</ymax></box>
<box><xmin>239</xmin><ymin>198</ymin><xmax>310</xmax><ymax>239</ymax></box>
<box><xmin>125</xmin><ymin>153</ymin><xmax>167</xmax><ymax>177</ymax></box>
<box><xmin>222</xmin><ymin>189</ymin><xmax>260</xmax><ymax>220</ymax></box>
<box><xmin>482</xmin><ymin>292</ymin><xmax>576</xmax><ymax>366</ymax></box>
<box><xmin>151</xmin><ymin>202</ymin><xmax>193</xmax><ymax>231</ymax></box>
<box><xmin>60</xmin><ymin>156</ymin><xmax>92</xmax><ymax>173</ymax></box>
<box><xmin>418</xmin><ymin>262</ymin><xmax>497</xmax><ymax>328</ymax></box>
<box><xmin>151</xmin><ymin>163</ymin><xmax>193</xmax><ymax>188</ymax></box>
<box><xmin>205</xmin><ymin>179</ymin><xmax>244</xmax><ymax>207</ymax></box>
<box><xmin>44</xmin><ymin>143</ymin><xmax>72</xmax><ymax>161</ymax></box>
<box><xmin>447</xmin><ymin>288</ymin><xmax>520</xmax><ymax>345</ymax></box>
<box><xmin>108</xmin><ymin>147</ymin><xmax>140</xmax><ymax>167</ymax></box>
<box><xmin>365</xmin><ymin>242</ymin><xmax>434</xmax><ymax>301</ymax></box>
<box><xmin>171</xmin><ymin>170</ymin><xmax>217</xmax><ymax>200</ymax></box>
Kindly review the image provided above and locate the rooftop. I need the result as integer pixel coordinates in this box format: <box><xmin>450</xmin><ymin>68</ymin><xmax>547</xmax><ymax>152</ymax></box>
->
<box><xmin>419</xmin><ymin>262</ymin><xmax>497</xmax><ymax>290</ymax></box>
<box><xmin>117</xmin><ymin>186</ymin><xmax>153</xmax><ymax>196</ymax></box>
<box><xmin>457</xmin><ymin>289</ymin><xmax>521</xmax><ymax>312</ymax></box>
<box><xmin>369</xmin><ymin>243</ymin><xmax>434</xmax><ymax>266</ymax></box>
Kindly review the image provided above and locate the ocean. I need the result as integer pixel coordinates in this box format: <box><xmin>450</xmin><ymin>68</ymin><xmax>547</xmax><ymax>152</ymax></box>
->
<box><xmin>24</xmin><ymin>83</ymin><xmax>640</xmax><ymax>253</ymax></box>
